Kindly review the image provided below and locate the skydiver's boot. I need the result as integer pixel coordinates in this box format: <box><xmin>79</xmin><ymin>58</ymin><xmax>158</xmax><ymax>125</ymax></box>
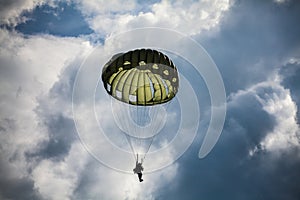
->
<box><xmin>138</xmin><ymin>173</ymin><xmax>143</xmax><ymax>182</ymax></box>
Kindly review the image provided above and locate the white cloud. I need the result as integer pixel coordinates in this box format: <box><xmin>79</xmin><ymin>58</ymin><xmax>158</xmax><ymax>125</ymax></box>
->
<box><xmin>76</xmin><ymin>0</ymin><xmax>231</xmax><ymax>36</ymax></box>
<box><xmin>0</xmin><ymin>1</ymin><xmax>230</xmax><ymax>198</ymax></box>
<box><xmin>228</xmin><ymin>72</ymin><xmax>299</xmax><ymax>156</ymax></box>
<box><xmin>274</xmin><ymin>0</ymin><xmax>289</xmax><ymax>4</ymax></box>
<box><xmin>73</xmin><ymin>161</ymin><xmax>178</xmax><ymax>200</ymax></box>
<box><xmin>0</xmin><ymin>0</ymin><xmax>57</xmax><ymax>26</ymax></box>
<box><xmin>0</xmin><ymin>27</ymin><xmax>180</xmax><ymax>199</ymax></box>
<box><xmin>0</xmin><ymin>29</ymin><xmax>92</xmax><ymax>198</ymax></box>
<box><xmin>257</xmin><ymin>86</ymin><xmax>299</xmax><ymax>153</ymax></box>
<box><xmin>286</xmin><ymin>57</ymin><xmax>300</xmax><ymax>65</ymax></box>
<box><xmin>71</xmin><ymin>74</ymin><xmax>182</xmax><ymax>199</ymax></box>
<box><xmin>34</xmin><ymin>92</ymin><xmax>179</xmax><ymax>199</ymax></box>
<box><xmin>74</xmin><ymin>0</ymin><xmax>136</xmax><ymax>15</ymax></box>
<box><xmin>1</xmin><ymin>0</ymin><xmax>232</xmax><ymax>35</ymax></box>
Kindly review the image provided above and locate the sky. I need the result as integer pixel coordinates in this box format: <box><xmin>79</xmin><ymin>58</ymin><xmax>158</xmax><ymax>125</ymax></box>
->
<box><xmin>0</xmin><ymin>0</ymin><xmax>300</xmax><ymax>199</ymax></box>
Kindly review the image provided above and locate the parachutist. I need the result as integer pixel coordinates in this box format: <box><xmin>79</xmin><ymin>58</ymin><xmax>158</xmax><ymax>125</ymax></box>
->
<box><xmin>133</xmin><ymin>154</ymin><xmax>144</xmax><ymax>182</ymax></box>
<box><xmin>102</xmin><ymin>49</ymin><xmax>179</xmax><ymax>180</ymax></box>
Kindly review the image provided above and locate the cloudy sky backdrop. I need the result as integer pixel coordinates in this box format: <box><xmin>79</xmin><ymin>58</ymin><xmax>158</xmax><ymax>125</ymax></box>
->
<box><xmin>1</xmin><ymin>0</ymin><xmax>300</xmax><ymax>199</ymax></box>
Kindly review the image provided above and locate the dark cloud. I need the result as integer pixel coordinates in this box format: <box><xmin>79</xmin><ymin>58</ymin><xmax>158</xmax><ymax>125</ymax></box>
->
<box><xmin>156</xmin><ymin>92</ymin><xmax>299</xmax><ymax>200</ymax></box>
<box><xmin>199</xmin><ymin>0</ymin><xmax>300</xmax><ymax>95</ymax></box>
<box><xmin>0</xmin><ymin>118</ymin><xmax>40</xmax><ymax>200</ymax></box>
<box><xmin>0</xmin><ymin>0</ymin><xmax>42</xmax><ymax>26</ymax></box>
<box><xmin>0</xmin><ymin>0</ymin><xmax>23</xmax><ymax>14</ymax></box>
<box><xmin>37</xmin><ymin>114</ymin><xmax>76</xmax><ymax>160</ymax></box>
<box><xmin>0</xmin><ymin>175</ymin><xmax>41</xmax><ymax>200</ymax></box>
<box><xmin>159</xmin><ymin>146</ymin><xmax>300</xmax><ymax>200</ymax></box>
<box><xmin>155</xmin><ymin>1</ymin><xmax>300</xmax><ymax>199</ymax></box>
<box><xmin>31</xmin><ymin>61</ymin><xmax>80</xmax><ymax>160</ymax></box>
<box><xmin>72</xmin><ymin>162</ymin><xmax>98</xmax><ymax>200</ymax></box>
<box><xmin>227</xmin><ymin>93</ymin><xmax>276</xmax><ymax>146</ymax></box>
<box><xmin>0</xmin><ymin>58</ymin><xmax>80</xmax><ymax>199</ymax></box>
<box><xmin>0</xmin><ymin>155</ymin><xmax>42</xmax><ymax>200</ymax></box>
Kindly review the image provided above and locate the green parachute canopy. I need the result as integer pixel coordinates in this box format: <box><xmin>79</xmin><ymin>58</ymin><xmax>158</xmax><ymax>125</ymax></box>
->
<box><xmin>102</xmin><ymin>49</ymin><xmax>179</xmax><ymax>106</ymax></box>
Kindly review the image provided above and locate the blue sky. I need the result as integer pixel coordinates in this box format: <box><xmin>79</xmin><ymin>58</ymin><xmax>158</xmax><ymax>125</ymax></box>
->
<box><xmin>1</xmin><ymin>0</ymin><xmax>300</xmax><ymax>199</ymax></box>
<box><xmin>15</xmin><ymin>2</ymin><xmax>93</xmax><ymax>37</ymax></box>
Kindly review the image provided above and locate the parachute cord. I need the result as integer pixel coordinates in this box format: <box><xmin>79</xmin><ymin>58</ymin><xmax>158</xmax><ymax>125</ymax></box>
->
<box><xmin>142</xmin><ymin>101</ymin><xmax>171</xmax><ymax>163</ymax></box>
<box><xmin>141</xmin><ymin>106</ymin><xmax>147</xmax><ymax>152</ymax></box>
<box><xmin>137</xmin><ymin>105</ymin><xmax>141</xmax><ymax>152</ymax></box>
<box><xmin>125</xmin><ymin>133</ymin><xmax>137</xmax><ymax>162</ymax></box>
<box><xmin>141</xmin><ymin>136</ymin><xmax>155</xmax><ymax>163</ymax></box>
<box><xmin>117</xmin><ymin>100</ymin><xmax>137</xmax><ymax>163</ymax></box>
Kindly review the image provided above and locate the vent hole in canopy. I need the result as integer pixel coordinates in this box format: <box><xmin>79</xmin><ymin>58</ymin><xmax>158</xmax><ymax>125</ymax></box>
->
<box><xmin>107</xmin><ymin>84</ymin><xmax>111</xmax><ymax>92</ymax></box>
<box><xmin>116</xmin><ymin>90</ymin><xmax>122</xmax><ymax>99</ymax></box>
<box><xmin>129</xmin><ymin>94</ymin><xmax>136</xmax><ymax>102</ymax></box>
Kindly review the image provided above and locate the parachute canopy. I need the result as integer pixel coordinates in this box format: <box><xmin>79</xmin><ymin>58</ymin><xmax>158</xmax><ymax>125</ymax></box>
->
<box><xmin>102</xmin><ymin>49</ymin><xmax>179</xmax><ymax>106</ymax></box>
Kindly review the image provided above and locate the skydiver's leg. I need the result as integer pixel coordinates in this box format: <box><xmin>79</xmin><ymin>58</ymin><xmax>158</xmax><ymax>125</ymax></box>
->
<box><xmin>138</xmin><ymin>173</ymin><xmax>143</xmax><ymax>182</ymax></box>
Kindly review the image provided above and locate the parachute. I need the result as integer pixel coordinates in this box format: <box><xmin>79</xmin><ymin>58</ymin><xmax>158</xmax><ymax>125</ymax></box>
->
<box><xmin>101</xmin><ymin>49</ymin><xmax>179</xmax><ymax>162</ymax></box>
